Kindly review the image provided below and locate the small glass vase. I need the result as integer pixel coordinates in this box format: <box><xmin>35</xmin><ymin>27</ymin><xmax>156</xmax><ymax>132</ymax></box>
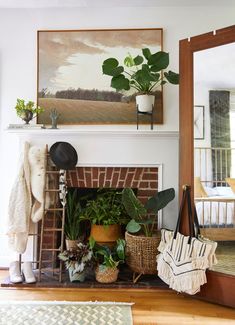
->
<box><xmin>68</xmin><ymin>268</ymin><xmax>86</xmax><ymax>282</ymax></box>
<box><xmin>21</xmin><ymin>110</ymin><xmax>33</xmax><ymax>124</ymax></box>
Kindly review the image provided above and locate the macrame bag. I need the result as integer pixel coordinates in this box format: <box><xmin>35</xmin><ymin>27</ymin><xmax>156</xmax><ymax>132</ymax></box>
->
<box><xmin>157</xmin><ymin>185</ymin><xmax>217</xmax><ymax>295</ymax></box>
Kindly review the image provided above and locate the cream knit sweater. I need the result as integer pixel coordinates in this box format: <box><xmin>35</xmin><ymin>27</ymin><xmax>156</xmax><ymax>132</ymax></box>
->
<box><xmin>7</xmin><ymin>142</ymin><xmax>46</xmax><ymax>254</ymax></box>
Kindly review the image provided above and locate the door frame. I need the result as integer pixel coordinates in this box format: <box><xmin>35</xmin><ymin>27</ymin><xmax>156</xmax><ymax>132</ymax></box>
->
<box><xmin>179</xmin><ymin>24</ymin><xmax>235</xmax><ymax>308</ymax></box>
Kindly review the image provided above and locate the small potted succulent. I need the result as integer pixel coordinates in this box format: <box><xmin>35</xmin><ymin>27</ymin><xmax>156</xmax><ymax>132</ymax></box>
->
<box><xmin>58</xmin><ymin>242</ymin><xmax>93</xmax><ymax>282</ymax></box>
<box><xmin>15</xmin><ymin>98</ymin><xmax>44</xmax><ymax>124</ymax></box>
<box><xmin>102</xmin><ymin>47</ymin><xmax>179</xmax><ymax>112</ymax></box>
<box><xmin>90</xmin><ymin>238</ymin><xmax>126</xmax><ymax>283</ymax></box>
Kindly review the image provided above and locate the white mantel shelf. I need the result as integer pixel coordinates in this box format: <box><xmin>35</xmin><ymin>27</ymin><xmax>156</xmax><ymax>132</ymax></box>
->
<box><xmin>6</xmin><ymin>128</ymin><xmax>179</xmax><ymax>138</ymax></box>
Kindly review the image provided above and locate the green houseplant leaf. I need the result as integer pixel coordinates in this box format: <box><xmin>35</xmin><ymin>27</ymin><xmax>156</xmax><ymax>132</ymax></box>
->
<box><xmin>102</xmin><ymin>58</ymin><xmax>124</xmax><ymax>77</ymax></box>
<box><xmin>126</xmin><ymin>219</ymin><xmax>141</xmax><ymax>233</ymax></box>
<box><xmin>145</xmin><ymin>188</ymin><xmax>175</xmax><ymax>213</ymax></box>
<box><xmin>122</xmin><ymin>188</ymin><xmax>147</xmax><ymax>220</ymax></box>
<box><xmin>122</xmin><ymin>187</ymin><xmax>175</xmax><ymax>237</ymax></box>
<box><xmin>164</xmin><ymin>71</ymin><xmax>180</xmax><ymax>84</ymax></box>
<box><xmin>102</xmin><ymin>47</ymin><xmax>179</xmax><ymax>95</ymax></box>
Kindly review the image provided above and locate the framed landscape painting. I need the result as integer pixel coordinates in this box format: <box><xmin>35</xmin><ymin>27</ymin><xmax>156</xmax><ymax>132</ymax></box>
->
<box><xmin>37</xmin><ymin>28</ymin><xmax>163</xmax><ymax>125</ymax></box>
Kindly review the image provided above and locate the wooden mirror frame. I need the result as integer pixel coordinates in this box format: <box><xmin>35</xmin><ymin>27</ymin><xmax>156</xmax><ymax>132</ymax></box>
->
<box><xmin>179</xmin><ymin>25</ymin><xmax>235</xmax><ymax>308</ymax></box>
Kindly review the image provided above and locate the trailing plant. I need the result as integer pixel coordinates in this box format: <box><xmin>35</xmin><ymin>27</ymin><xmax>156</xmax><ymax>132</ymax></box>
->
<box><xmin>64</xmin><ymin>190</ymin><xmax>82</xmax><ymax>240</ymax></box>
<box><xmin>102</xmin><ymin>47</ymin><xmax>179</xmax><ymax>93</ymax></box>
<box><xmin>81</xmin><ymin>189</ymin><xmax>129</xmax><ymax>226</ymax></box>
<box><xmin>122</xmin><ymin>188</ymin><xmax>175</xmax><ymax>237</ymax></box>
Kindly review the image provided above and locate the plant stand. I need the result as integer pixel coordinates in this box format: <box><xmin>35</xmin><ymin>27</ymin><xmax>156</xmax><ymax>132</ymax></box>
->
<box><xmin>136</xmin><ymin>104</ymin><xmax>154</xmax><ymax>130</ymax></box>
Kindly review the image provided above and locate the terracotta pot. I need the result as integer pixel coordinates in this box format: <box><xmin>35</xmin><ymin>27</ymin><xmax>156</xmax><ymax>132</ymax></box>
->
<box><xmin>95</xmin><ymin>266</ymin><xmax>119</xmax><ymax>283</ymax></box>
<box><xmin>65</xmin><ymin>239</ymin><xmax>79</xmax><ymax>250</ymax></box>
<box><xmin>90</xmin><ymin>224</ymin><xmax>121</xmax><ymax>246</ymax></box>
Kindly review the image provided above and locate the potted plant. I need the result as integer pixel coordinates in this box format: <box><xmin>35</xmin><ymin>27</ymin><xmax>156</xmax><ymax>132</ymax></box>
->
<box><xmin>64</xmin><ymin>190</ymin><xmax>83</xmax><ymax>250</ymax></box>
<box><xmin>90</xmin><ymin>238</ymin><xmax>126</xmax><ymax>283</ymax></box>
<box><xmin>102</xmin><ymin>47</ymin><xmax>179</xmax><ymax>112</ymax></box>
<box><xmin>122</xmin><ymin>187</ymin><xmax>175</xmax><ymax>282</ymax></box>
<box><xmin>15</xmin><ymin>98</ymin><xmax>44</xmax><ymax>124</ymax></box>
<box><xmin>58</xmin><ymin>242</ymin><xmax>93</xmax><ymax>282</ymax></box>
<box><xmin>81</xmin><ymin>189</ymin><xmax>129</xmax><ymax>246</ymax></box>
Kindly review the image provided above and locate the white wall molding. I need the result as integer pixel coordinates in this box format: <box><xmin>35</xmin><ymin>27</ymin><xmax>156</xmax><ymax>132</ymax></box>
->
<box><xmin>6</xmin><ymin>128</ymin><xmax>179</xmax><ymax>139</ymax></box>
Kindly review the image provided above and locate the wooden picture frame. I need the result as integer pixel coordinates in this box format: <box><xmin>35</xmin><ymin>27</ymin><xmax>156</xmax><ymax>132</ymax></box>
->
<box><xmin>37</xmin><ymin>28</ymin><xmax>163</xmax><ymax>125</ymax></box>
<box><xmin>194</xmin><ymin>105</ymin><xmax>205</xmax><ymax>139</ymax></box>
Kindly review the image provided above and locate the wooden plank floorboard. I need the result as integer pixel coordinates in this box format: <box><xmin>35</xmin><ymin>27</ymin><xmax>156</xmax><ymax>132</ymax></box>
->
<box><xmin>1</xmin><ymin>270</ymin><xmax>235</xmax><ymax>324</ymax></box>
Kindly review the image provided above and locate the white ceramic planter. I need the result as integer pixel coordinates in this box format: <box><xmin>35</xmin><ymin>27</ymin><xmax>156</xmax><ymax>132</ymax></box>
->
<box><xmin>136</xmin><ymin>94</ymin><xmax>155</xmax><ymax>112</ymax></box>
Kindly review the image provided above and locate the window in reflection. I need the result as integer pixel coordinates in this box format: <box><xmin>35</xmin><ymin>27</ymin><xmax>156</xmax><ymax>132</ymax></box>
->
<box><xmin>194</xmin><ymin>43</ymin><xmax>235</xmax><ymax>276</ymax></box>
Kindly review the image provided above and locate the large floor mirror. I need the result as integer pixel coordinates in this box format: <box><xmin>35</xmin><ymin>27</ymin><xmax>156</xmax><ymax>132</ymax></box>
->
<box><xmin>179</xmin><ymin>25</ymin><xmax>235</xmax><ymax>308</ymax></box>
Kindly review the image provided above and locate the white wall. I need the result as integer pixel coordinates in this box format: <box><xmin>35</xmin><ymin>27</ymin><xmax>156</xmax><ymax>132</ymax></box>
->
<box><xmin>0</xmin><ymin>5</ymin><xmax>235</xmax><ymax>266</ymax></box>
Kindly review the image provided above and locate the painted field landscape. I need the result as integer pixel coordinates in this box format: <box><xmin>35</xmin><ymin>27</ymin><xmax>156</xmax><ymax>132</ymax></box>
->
<box><xmin>37</xmin><ymin>29</ymin><xmax>162</xmax><ymax>124</ymax></box>
<box><xmin>38</xmin><ymin>97</ymin><xmax>162</xmax><ymax>125</ymax></box>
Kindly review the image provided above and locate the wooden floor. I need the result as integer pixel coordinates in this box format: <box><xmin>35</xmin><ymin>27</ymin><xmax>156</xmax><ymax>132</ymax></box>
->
<box><xmin>1</xmin><ymin>270</ymin><xmax>235</xmax><ymax>325</ymax></box>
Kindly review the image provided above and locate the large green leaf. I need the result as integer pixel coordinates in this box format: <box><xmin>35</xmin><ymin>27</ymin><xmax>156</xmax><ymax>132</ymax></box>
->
<box><xmin>164</xmin><ymin>71</ymin><xmax>180</xmax><ymax>84</ymax></box>
<box><xmin>126</xmin><ymin>219</ymin><xmax>141</xmax><ymax>233</ymax></box>
<box><xmin>102</xmin><ymin>58</ymin><xmax>124</xmax><ymax>77</ymax></box>
<box><xmin>111</xmin><ymin>74</ymin><xmax>130</xmax><ymax>91</ymax></box>
<box><xmin>142</xmin><ymin>48</ymin><xmax>151</xmax><ymax>60</ymax></box>
<box><xmin>133</xmin><ymin>55</ymin><xmax>144</xmax><ymax>65</ymax></box>
<box><xmin>122</xmin><ymin>188</ymin><xmax>147</xmax><ymax>219</ymax></box>
<box><xmin>145</xmin><ymin>188</ymin><xmax>175</xmax><ymax>213</ymax></box>
<box><xmin>148</xmin><ymin>51</ymin><xmax>169</xmax><ymax>71</ymax></box>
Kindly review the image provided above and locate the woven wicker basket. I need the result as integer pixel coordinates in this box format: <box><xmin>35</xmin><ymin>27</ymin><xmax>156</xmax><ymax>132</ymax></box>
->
<box><xmin>95</xmin><ymin>266</ymin><xmax>119</xmax><ymax>283</ymax></box>
<box><xmin>125</xmin><ymin>232</ymin><xmax>160</xmax><ymax>275</ymax></box>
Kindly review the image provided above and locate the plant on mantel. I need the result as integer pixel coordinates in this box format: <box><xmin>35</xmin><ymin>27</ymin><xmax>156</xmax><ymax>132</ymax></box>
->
<box><xmin>15</xmin><ymin>98</ymin><xmax>44</xmax><ymax>124</ymax></box>
<box><xmin>102</xmin><ymin>47</ymin><xmax>179</xmax><ymax>112</ymax></box>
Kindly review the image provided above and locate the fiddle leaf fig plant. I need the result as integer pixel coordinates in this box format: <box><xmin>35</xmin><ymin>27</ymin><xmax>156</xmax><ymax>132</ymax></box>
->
<box><xmin>102</xmin><ymin>47</ymin><xmax>179</xmax><ymax>93</ymax></box>
<box><xmin>122</xmin><ymin>187</ymin><xmax>175</xmax><ymax>237</ymax></box>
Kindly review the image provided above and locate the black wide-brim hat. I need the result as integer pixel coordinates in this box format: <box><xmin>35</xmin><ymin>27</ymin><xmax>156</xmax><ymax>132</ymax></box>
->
<box><xmin>49</xmin><ymin>142</ymin><xmax>78</xmax><ymax>170</ymax></box>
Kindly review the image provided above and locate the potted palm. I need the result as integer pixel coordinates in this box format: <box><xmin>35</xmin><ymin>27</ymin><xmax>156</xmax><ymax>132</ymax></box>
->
<box><xmin>81</xmin><ymin>189</ymin><xmax>129</xmax><ymax>246</ymax></box>
<box><xmin>122</xmin><ymin>187</ymin><xmax>175</xmax><ymax>282</ymax></box>
<box><xmin>102</xmin><ymin>47</ymin><xmax>179</xmax><ymax>112</ymax></box>
<box><xmin>64</xmin><ymin>190</ymin><xmax>83</xmax><ymax>250</ymax></box>
<box><xmin>15</xmin><ymin>98</ymin><xmax>44</xmax><ymax>124</ymax></box>
<box><xmin>90</xmin><ymin>238</ymin><xmax>126</xmax><ymax>283</ymax></box>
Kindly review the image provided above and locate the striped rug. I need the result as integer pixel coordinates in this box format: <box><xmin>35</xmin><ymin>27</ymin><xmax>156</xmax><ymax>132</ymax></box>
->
<box><xmin>0</xmin><ymin>301</ymin><xmax>133</xmax><ymax>325</ymax></box>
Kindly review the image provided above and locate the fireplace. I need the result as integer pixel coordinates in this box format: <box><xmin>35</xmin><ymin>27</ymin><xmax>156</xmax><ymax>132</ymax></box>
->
<box><xmin>67</xmin><ymin>166</ymin><xmax>158</xmax><ymax>204</ymax></box>
<box><xmin>40</xmin><ymin>165</ymin><xmax>159</xmax><ymax>263</ymax></box>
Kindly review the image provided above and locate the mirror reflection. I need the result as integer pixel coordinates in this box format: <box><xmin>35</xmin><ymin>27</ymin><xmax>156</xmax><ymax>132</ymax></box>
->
<box><xmin>194</xmin><ymin>43</ymin><xmax>235</xmax><ymax>276</ymax></box>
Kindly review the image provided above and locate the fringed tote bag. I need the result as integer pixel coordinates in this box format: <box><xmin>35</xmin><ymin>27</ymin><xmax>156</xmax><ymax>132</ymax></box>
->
<box><xmin>157</xmin><ymin>185</ymin><xmax>217</xmax><ymax>295</ymax></box>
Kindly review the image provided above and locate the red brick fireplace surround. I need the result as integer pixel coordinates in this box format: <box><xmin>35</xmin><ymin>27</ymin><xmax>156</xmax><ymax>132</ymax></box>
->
<box><xmin>67</xmin><ymin>166</ymin><xmax>158</xmax><ymax>203</ymax></box>
<box><xmin>40</xmin><ymin>165</ymin><xmax>158</xmax><ymax>262</ymax></box>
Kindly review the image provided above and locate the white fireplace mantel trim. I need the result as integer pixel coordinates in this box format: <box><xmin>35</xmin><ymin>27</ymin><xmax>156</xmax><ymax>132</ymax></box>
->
<box><xmin>6</xmin><ymin>128</ymin><xmax>179</xmax><ymax>139</ymax></box>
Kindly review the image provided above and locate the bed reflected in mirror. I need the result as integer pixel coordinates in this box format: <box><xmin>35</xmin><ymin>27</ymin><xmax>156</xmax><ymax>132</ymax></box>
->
<box><xmin>194</xmin><ymin>42</ymin><xmax>235</xmax><ymax>276</ymax></box>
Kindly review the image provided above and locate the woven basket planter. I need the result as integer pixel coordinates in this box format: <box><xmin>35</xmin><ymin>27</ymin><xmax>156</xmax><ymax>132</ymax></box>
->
<box><xmin>125</xmin><ymin>232</ymin><xmax>160</xmax><ymax>277</ymax></box>
<box><xmin>95</xmin><ymin>266</ymin><xmax>119</xmax><ymax>283</ymax></box>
